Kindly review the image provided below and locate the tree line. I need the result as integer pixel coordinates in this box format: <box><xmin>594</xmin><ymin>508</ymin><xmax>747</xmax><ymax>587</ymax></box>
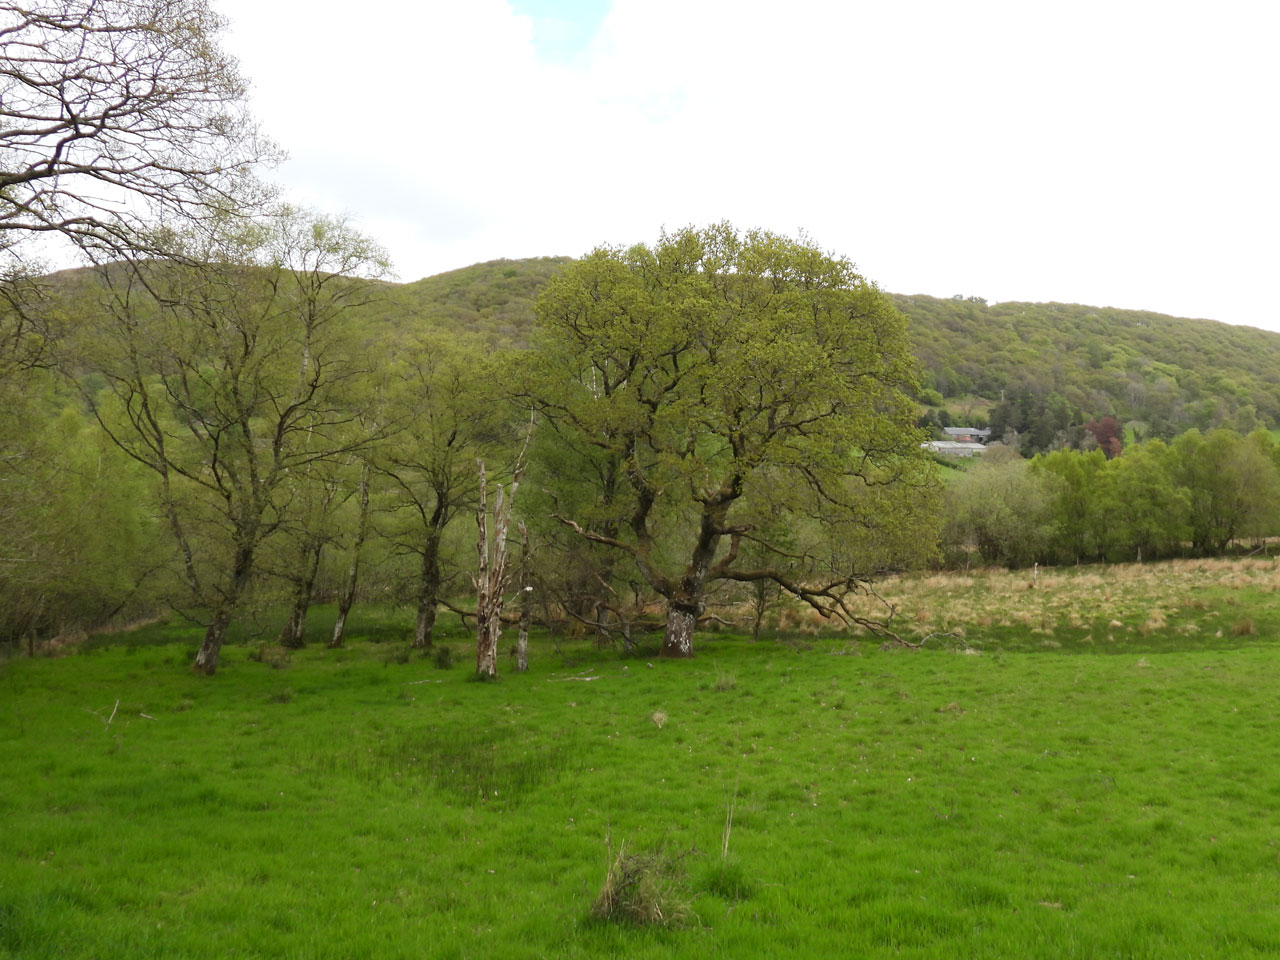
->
<box><xmin>1</xmin><ymin>220</ymin><xmax>940</xmax><ymax>670</ymax></box>
<box><xmin>942</xmin><ymin>430</ymin><xmax>1280</xmax><ymax>568</ymax></box>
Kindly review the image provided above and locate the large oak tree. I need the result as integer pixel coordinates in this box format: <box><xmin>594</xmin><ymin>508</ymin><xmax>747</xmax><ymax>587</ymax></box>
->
<box><xmin>525</xmin><ymin>224</ymin><xmax>937</xmax><ymax>657</ymax></box>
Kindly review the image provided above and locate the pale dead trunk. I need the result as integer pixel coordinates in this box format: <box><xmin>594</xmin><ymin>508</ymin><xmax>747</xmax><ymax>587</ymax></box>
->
<box><xmin>472</xmin><ymin>425</ymin><xmax>532</xmax><ymax>680</ymax></box>
<box><xmin>474</xmin><ymin>453</ymin><xmax>524</xmax><ymax>680</ymax></box>
<box><xmin>330</xmin><ymin>464</ymin><xmax>371</xmax><ymax>648</ymax></box>
<box><xmin>516</xmin><ymin>521</ymin><xmax>531</xmax><ymax>672</ymax></box>
<box><xmin>476</xmin><ymin>615</ymin><xmax>500</xmax><ymax>678</ymax></box>
<box><xmin>474</xmin><ymin>464</ymin><xmax>499</xmax><ymax>678</ymax></box>
<box><xmin>329</xmin><ymin>605</ymin><xmax>352</xmax><ymax>650</ymax></box>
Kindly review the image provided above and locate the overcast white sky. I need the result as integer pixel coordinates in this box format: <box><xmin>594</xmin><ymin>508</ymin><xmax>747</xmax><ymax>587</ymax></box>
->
<box><xmin>215</xmin><ymin>0</ymin><xmax>1280</xmax><ymax>331</ymax></box>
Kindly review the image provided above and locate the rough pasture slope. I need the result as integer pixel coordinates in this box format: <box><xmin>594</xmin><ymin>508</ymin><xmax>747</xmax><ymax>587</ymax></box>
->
<box><xmin>2</xmin><ymin>570</ymin><xmax>1280</xmax><ymax>959</ymax></box>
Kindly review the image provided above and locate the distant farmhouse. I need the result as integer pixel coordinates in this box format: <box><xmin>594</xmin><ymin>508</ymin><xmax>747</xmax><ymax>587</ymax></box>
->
<box><xmin>922</xmin><ymin>439</ymin><xmax>986</xmax><ymax>457</ymax></box>
<box><xmin>923</xmin><ymin>426</ymin><xmax>991</xmax><ymax>457</ymax></box>
<box><xmin>942</xmin><ymin>427</ymin><xmax>992</xmax><ymax>443</ymax></box>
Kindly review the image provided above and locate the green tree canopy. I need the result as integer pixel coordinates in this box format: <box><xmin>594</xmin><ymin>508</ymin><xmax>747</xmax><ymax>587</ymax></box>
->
<box><xmin>524</xmin><ymin>224</ymin><xmax>937</xmax><ymax>657</ymax></box>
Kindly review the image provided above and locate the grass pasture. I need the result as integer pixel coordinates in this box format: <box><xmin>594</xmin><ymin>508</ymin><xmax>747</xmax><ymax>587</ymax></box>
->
<box><xmin>3</xmin><ymin>563</ymin><xmax>1280</xmax><ymax>959</ymax></box>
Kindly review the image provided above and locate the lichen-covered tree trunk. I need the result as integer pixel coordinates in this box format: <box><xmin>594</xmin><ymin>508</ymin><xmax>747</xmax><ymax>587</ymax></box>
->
<box><xmin>658</xmin><ymin>501</ymin><xmax>728</xmax><ymax>658</ymax></box>
<box><xmin>330</xmin><ymin>464</ymin><xmax>371</xmax><ymax>648</ymax></box>
<box><xmin>194</xmin><ymin>607</ymin><xmax>233</xmax><ymax>675</ymax></box>
<box><xmin>660</xmin><ymin>604</ymin><xmax>697</xmax><ymax>658</ymax></box>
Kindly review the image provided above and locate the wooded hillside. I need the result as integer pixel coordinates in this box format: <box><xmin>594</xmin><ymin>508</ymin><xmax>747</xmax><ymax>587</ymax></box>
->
<box><xmin>897</xmin><ymin>294</ymin><xmax>1280</xmax><ymax>443</ymax></box>
<box><xmin>373</xmin><ymin>259</ymin><xmax>1280</xmax><ymax>443</ymax></box>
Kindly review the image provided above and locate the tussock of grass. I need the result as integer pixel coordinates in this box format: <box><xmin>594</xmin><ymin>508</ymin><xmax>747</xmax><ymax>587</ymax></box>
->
<box><xmin>591</xmin><ymin>841</ymin><xmax>693</xmax><ymax>927</ymax></box>
<box><xmin>711</xmin><ymin>664</ymin><xmax>736</xmax><ymax>692</ymax></box>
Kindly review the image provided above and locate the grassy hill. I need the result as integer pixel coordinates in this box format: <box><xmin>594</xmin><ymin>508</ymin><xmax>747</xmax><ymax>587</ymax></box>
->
<box><xmin>384</xmin><ymin>256</ymin><xmax>571</xmax><ymax>346</ymax></box>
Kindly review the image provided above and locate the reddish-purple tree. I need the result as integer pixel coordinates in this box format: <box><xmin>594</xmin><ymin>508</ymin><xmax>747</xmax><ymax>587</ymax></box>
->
<box><xmin>1085</xmin><ymin>417</ymin><xmax>1124</xmax><ymax>458</ymax></box>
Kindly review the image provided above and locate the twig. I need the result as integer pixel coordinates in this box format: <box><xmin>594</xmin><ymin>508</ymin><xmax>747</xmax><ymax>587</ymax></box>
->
<box><xmin>548</xmin><ymin>675</ymin><xmax>601</xmax><ymax>682</ymax></box>
<box><xmin>404</xmin><ymin>679</ymin><xmax>444</xmax><ymax>685</ymax></box>
<box><xmin>722</xmin><ymin>783</ymin><xmax>738</xmax><ymax>860</ymax></box>
<box><xmin>139</xmin><ymin>713</ymin><xmax>154</xmax><ymax>720</ymax></box>
<box><xmin>106</xmin><ymin>699</ymin><xmax>119</xmax><ymax>727</ymax></box>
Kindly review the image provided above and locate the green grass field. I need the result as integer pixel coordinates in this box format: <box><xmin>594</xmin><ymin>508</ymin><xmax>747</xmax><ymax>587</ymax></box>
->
<box><xmin>4</xmin><ymin>565</ymin><xmax>1280</xmax><ymax>959</ymax></box>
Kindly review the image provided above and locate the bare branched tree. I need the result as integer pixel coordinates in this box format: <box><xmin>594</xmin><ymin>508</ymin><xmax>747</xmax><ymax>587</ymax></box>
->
<box><xmin>0</xmin><ymin>0</ymin><xmax>279</xmax><ymax>263</ymax></box>
<box><xmin>74</xmin><ymin>210</ymin><xmax>390</xmax><ymax>675</ymax></box>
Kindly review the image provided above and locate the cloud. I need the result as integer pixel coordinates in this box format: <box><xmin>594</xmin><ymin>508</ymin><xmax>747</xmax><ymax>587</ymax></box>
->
<box><xmin>216</xmin><ymin>0</ymin><xmax>1279</xmax><ymax>328</ymax></box>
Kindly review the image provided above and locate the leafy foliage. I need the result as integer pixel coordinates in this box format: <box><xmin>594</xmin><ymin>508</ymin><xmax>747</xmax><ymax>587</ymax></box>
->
<box><xmin>945</xmin><ymin>430</ymin><xmax>1280</xmax><ymax>567</ymax></box>
<box><xmin>523</xmin><ymin>224</ymin><xmax>938</xmax><ymax>655</ymax></box>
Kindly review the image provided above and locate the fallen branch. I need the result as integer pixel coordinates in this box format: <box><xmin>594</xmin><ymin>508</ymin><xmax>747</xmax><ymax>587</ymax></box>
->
<box><xmin>404</xmin><ymin>679</ymin><xmax>444</xmax><ymax>685</ymax></box>
<box><xmin>879</xmin><ymin>631</ymin><xmax>958</xmax><ymax>651</ymax></box>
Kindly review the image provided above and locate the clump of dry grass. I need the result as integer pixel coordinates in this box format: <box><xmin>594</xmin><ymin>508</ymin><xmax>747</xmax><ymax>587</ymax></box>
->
<box><xmin>1230</xmin><ymin>619</ymin><xmax>1256</xmax><ymax>637</ymax></box>
<box><xmin>1139</xmin><ymin>610</ymin><xmax>1167</xmax><ymax>635</ymax></box>
<box><xmin>799</xmin><ymin>554</ymin><xmax>1278</xmax><ymax>648</ymax></box>
<box><xmin>592</xmin><ymin>841</ymin><xmax>693</xmax><ymax>927</ymax></box>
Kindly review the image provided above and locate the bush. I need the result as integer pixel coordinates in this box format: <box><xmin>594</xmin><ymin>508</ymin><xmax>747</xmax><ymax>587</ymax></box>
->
<box><xmin>433</xmin><ymin>645</ymin><xmax>455</xmax><ymax>670</ymax></box>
